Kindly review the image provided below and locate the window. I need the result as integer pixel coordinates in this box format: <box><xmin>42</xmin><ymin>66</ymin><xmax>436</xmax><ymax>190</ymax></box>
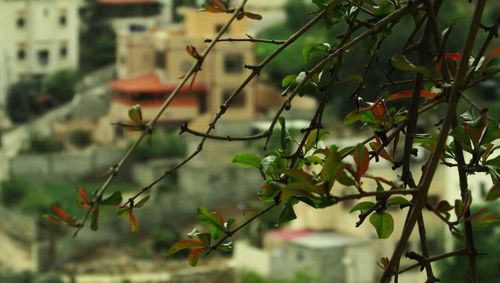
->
<box><xmin>16</xmin><ymin>17</ymin><xmax>25</xmax><ymax>28</ymax></box>
<box><xmin>223</xmin><ymin>89</ymin><xmax>245</xmax><ymax>107</ymax></box>
<box><xmin>38</xmin><ymin>50</ymin><xmax>49</xmax><ymax>66</ymax></box>
<box><xmin>224</xmin><ymin>54</ymin><xmax>244</xmax><ymax>73</ymax></box>
<box><xmin>59</xmin><ymin>15</ymin><xmax>67</xmax><ymax>26</ymax></box>
<box><xmin>59</xmin><ymin>46</ymin><xmax>67</xmax><ymax>58</ymax></box>
<box><xmin>154</xmin><ymin>50</ymin><xmax>166</xmax><ymax>69</ymax></box>
<box><xmin>17</xmin><ymin>49</ymin><xmax>26</xmax><ymax>60</ymax></box>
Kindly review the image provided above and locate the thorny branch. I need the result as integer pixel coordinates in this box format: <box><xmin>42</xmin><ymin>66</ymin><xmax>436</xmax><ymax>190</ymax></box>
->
<box><xmin>64</xmin><ymin>1</ymin><xmax>499</xmax><ymax>281</ymax></box>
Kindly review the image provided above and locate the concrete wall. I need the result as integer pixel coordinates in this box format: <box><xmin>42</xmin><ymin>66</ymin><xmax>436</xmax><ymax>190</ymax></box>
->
<box><xmin>9</xmin><ymin>146</ymin><xmax>125</xmax><ymax>181</ymax></box>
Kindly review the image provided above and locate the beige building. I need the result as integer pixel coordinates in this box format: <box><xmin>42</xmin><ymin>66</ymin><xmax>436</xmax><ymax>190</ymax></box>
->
<box><xmin>107</xmin><ymin>7</ymin><xmax>257</xmax><ymax>132</ymax></box>
<box><xmin>0</xmin><ymin>0</ymin><xmax>80</xmax><ymax>106</ymax></box>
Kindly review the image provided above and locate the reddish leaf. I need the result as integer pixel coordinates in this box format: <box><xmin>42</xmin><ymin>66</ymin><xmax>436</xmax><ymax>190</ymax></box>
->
<box><xmin>212</xmin><ymin>0</ymin><xmax>226</xmax><ymax>10</ymax></box>
<box><xmin>445</xmin><ymin>53</ymin><xmax>462</xmax><ymax>61</ymax></box>
<box><xmin>187</xmin><ymin>247</ymin><xmax>206</xmax><ymax>266</ymax></box>
<box><xmin>51</xmin><ymin>205</ymin><xmax>70</xmax><ymax>221</ymax></box>
<box><xmin>463</xmin><ymin>123</ymin><xmax>485</xmax><ymax>146</ymax></box>
<box><xmin>368</xmin><ymin>99</ymin><xmax>386</xmax><ymax>118</ymax></box>
<box><xmin>45</xmin><ymin>215</ymin><xmax>61</xmax><ymax>224</ymax></box>
<box><xmin>186</xmin><ymin>45</ymin><xmax>200</xmax><ymax>59</ymax></box>
<box><xmin>377</xmin><ymin>257</ymin><xmax>390</xmax><ymax>270</ymax></box>
<box><xmin>76</xmin><ymin>187</ymin><xmax>90</xmax><ymax>208</ymax></box>
<box><xmin>485</xmin><ymin>47</ymin><xmax>500</xmax><ymax>58</ymax></box>
<box><xmin>387</xmin><ymin>90</ymin><xmax>436</xmax><ymax>101</ymax></box>
<box><xmin>369</xmin><ymin>141</ymin><xmax>393</xmax><ymax>162</ymax></box>
<box><xmin>475</xmin><ymin>213</ymin><xmax>500</xmax><ymax>226</ymax></box>
<box><xmin>244</xmin><ymin>11</ymin><xmax>263</xmax><ymax>20</ymax></box>
<box><xmin>168</xmin><ymin>239</ymin><xmax>205</xmax><ymax>256</ymax></box>
<box><xmin>352</xmin><ymin>144</ymin><xmax>369</xmax><ymax>181</ymax></box>
<box><xmin>128</xmin><ymin>209</ymin><xmax>139</xmax><ymax>232</ymax></box>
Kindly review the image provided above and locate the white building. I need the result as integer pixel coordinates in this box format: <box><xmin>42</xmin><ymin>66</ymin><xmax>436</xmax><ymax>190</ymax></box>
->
<box><xmin>0</xmin><ymin>0</ymin><xmax>80</xmax><ymax>107</ymax></box>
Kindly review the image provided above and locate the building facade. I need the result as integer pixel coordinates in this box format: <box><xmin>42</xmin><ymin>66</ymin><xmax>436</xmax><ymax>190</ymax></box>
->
<box><xmin>0</xmin><ymin>0</ymin><xmax>80</xmax><ymax>106</ymax></box>
<box><xmin>109</xmin><ymin>7</ymin><xmax>256</xmax><ymax>129</ymax></box>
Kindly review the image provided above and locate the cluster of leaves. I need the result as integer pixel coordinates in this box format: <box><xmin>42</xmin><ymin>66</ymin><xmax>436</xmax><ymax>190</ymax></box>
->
<box><xmin>167</xmin><ymin>208</ymin><xmax>236</xmax><ymax>266</ymax></box>
<box><xmin>201</xmin><ymin>0</ymin><xmax>262</xmax><ymax>20</ymax></box>
<box><xmin>45</xmin><ymin>186</ymin><xmax>151</xmax><ymax>233</ymax></box>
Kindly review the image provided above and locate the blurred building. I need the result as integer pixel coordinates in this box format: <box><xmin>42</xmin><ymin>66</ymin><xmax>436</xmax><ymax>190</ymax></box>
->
<box><xmin>96</xmin><ymin>6</ymin><xmax>258</xmax><ymax>142</ymax></box>
<box><xmin>0</xmin><ymin>0</ymin><xmax>80</xmax><ymax>106</ymax></box>
<box><xmin>96</xmin><ymin>0</ymin><xmax>168</xmax><ymax>34</ymax></box>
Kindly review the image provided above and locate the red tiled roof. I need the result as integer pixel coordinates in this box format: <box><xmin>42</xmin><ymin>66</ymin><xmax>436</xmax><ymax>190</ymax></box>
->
<box><xmin>267</xmin><ymin>229</ymin><xmax>314</xmax><ymax>241</ymax></box>
<box><xmin>98</xmin><ymin>0</ymin><xmax>158</xmax><ymax>5</ymax></box>
<box><xmin>112</xmin><ymin>73</ymin><xmax>206</xmax><ymax>93</ymax></box>
<box><xmin>113</xmin><ymin>96</ymin><xmax>199</xmax><ymax>107</ymax></box>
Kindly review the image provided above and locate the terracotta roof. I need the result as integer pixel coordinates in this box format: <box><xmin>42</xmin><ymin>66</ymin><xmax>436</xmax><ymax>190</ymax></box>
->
<box><xmin>267</xmin><ymin>229</ymin><xmax>313</xmax><ymax>241</ymax></box>
<box><xmin>113</xmin><ymin>96</ymin><xmax>199</xmax><ymax>107</ymax></box>
<box><xmin>112</xmin><ymin>73</ymin><xmax>206</xmax><ymax>93</ymax></box>
<box><xmin>98</xmin><ymin>0</ymin><xmax>158</xmax><ymax>5</ymax></box>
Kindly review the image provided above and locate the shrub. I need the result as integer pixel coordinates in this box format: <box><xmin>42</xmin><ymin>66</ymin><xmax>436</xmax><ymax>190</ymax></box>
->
<box><xmin>6</xmin><ymin>79</ymin><xmax>39</xmax><ymax>123</ymax></box>
<box><xmin>68</xmin><ymin>129</ymin><xmax>92</xmax><ymax>148</ymax></box>
<box><xmin>0</xmin><ymin>178</ymin><xmax>28</xmax><ymax>207</ymax></box>
<box><xmin>134</xmin><ymin>132</ymin><xmax>186</xmax><ymax>161</ymax></box>
<box><xmin>43</xmin><ymin>70</ymin><xmax>78</xmax><ymax>104</ymax></box>
<box><xmin>24</xmin><ymin>133</ymin><xmax>63</xmax><ymax>154</ymax></box>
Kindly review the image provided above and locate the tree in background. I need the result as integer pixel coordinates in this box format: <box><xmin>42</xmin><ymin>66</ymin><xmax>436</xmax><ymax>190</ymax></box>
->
<box><xmin>79</xmin><ymin>0</ymin><xmax>116</xmax><ymax>74</ymax></box>
<box><xmin>6</xmin><ymin>79</ymin><xmax>39</xmax><ymax>123</ymax></box>
<box><xmin>44</xmin><ymin>70</ymin><xmax>78</xmax><ymax>104</ymax></box>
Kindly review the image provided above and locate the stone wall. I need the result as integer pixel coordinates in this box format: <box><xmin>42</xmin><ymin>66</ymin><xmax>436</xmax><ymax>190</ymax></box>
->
<box><xmin>9</xmin><ymin>146</ymin><xmax>125</xmax><ymax>181</ymax></box>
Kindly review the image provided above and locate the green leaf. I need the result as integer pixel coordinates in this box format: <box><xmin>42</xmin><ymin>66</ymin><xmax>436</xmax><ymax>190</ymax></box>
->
<box><xmin>197</xmin><ymin>233</ymin><xmax>211</xmax><ymax>246</ymax></box>
<box><xmin>167</xmin><ymin>239</ymin><xmax>205</xmax><ymax>256</ymax></box>
<box><xmin>197</xmin><ymin>208</ymin><xmax>225</xmax><ymax>231</ymax></box>
<box><xmin>258</xmin><ymin>182</ymin><xmax>282</xmax><ymax>202</ymax></box>
<box><xmin>128</xmin><ymin>104</ymin><xmax>143</xmax><ymax>123</ymax></box>
<box><xmin>485</xmin><ymin>155</ymin><xmax>500</xmax><ymax>167</ymax></box>
<box><xmin>391</xmin><ymin>54</ymin><xmax>431</xmax><ymax>78</ymax></box>
<box><xmin>101</xmin><ymin>191</ymin><xmax>123</xmax><ymax>206</ymax></box>
<box><xmin>349</xmin><ymin>201</ymin><xmax>375</xmax><ymax>213</ymax></box>
<box><xmin>304</xmin><ymin>129</ymin><xmax>329</xmax><ymax>153</ymax></box>
<box><xmin>233</xmin><ymin>153</ymin><xmax>261</xmax><ymax>169</ymax></box>
<box><xmin>134</xmin><ymin>195</ymin><xmax>150</xmax><ymax>208</ymax></box>
<box><xmin>312</xmin><ymin>0</ymin><xmax>331</xmax><ymax>8</ymax></box>
<box><xmin>337</xmin><ymin>171</ymin><xmax>356</xmax><ymax>187</ymax></box>
<box><xmin>344</xmin><ymin>110</ymin><xmax>360</xmax><ymax>126</ymax></box>
<box><xmin>225</xmin><ymin>218</ymin><xmax>236</xmax><ymax>230</ymax></box>
<box><xmin>302</xmin><ymin>42</ymin><xmax>330</xmax><ymax>63</ymax></box>
<box><xmin>282</xmin><ymin>74</ymin><xmax>297</xmax><ymax>87</ymax></box>
<box><xmin>278</xmin><ymin>204</ymin><xmax>297</xmax><ymax>225</ymax></box>
<box><xmin>387</xmin><ymin>196</ymin><xmax>412</xmax><ymax>208</ymax></box>
<box><xmin>260</xmin><ymin>155</ymin><xmax>278</xmax><ymax>178</ymax></box>
<box><xmin>117</xmin><ymin>206</ymin><xmax>129</xmax><ymax>217</ymax></box>
<box><xmin>486</xmin><ymin>182</ymin><xmax>500</xmax><ymax>201</ymax></box>
<box><xmin>369</xmin><ymin>212</ymin><xmax>394</xmax><ymax>239</ymax></box>
<box><xmin>218</xmin><ymin>242</ymin><xmax>233</xmax><ymax>253</ymax></box>
<box><xmin>352</xmin><ymin>144</ymin><xmax>370</xmax><ymax>181</ymax></box>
